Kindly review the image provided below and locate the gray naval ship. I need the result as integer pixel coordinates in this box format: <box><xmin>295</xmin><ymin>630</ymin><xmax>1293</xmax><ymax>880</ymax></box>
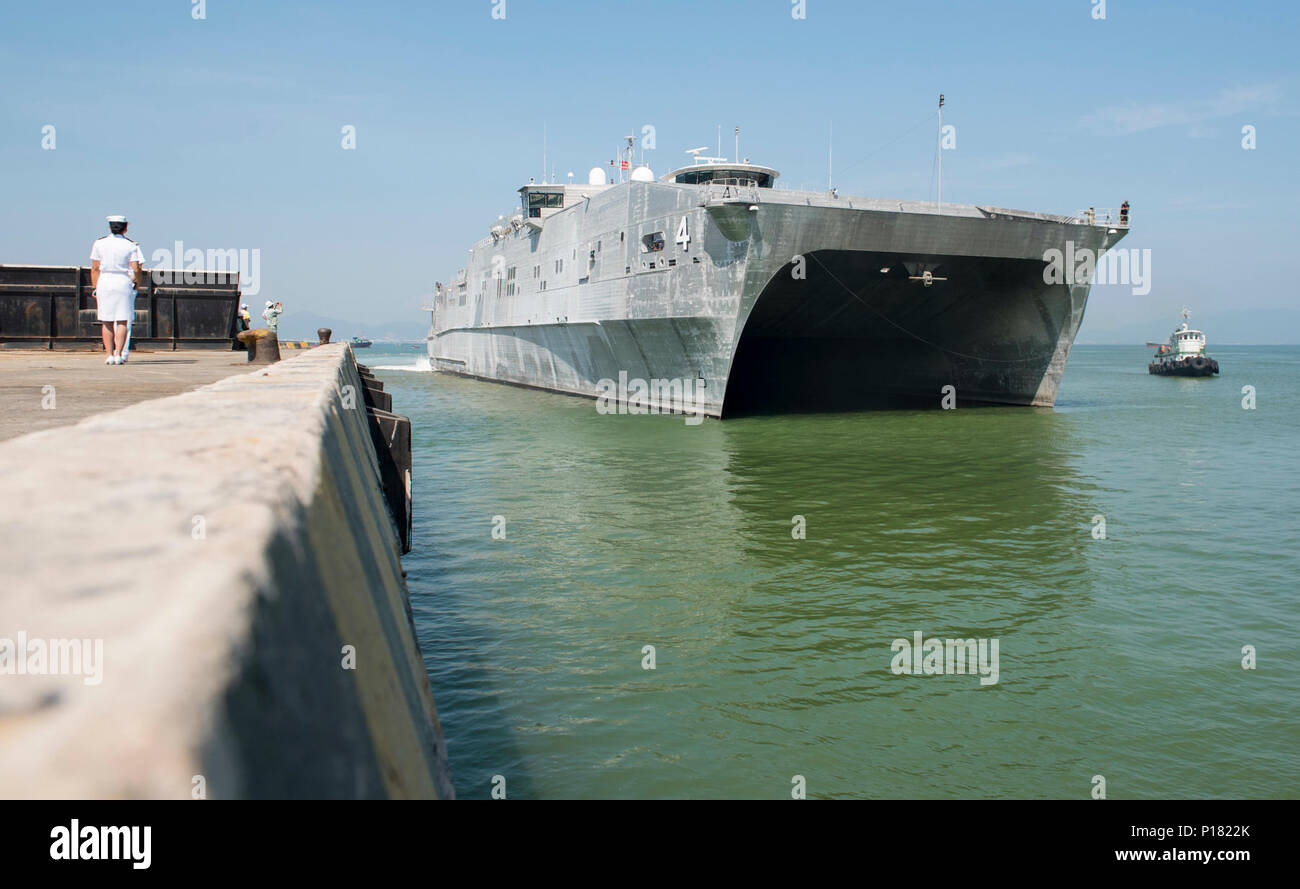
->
<box><xmin>427</xmin><ymin>142</ymin><xmax>1129</xmax><ymax>417</ymax></box>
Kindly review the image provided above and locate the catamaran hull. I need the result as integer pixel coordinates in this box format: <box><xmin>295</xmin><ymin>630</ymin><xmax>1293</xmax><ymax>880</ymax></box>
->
<box><xmin>427</xmin><ymin>183</ymin><xmax>1126</xmax><ymax>417</ymax></box>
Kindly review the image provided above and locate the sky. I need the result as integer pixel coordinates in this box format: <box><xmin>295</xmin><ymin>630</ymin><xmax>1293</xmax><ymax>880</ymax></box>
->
<box><xmin>2</xmin><ymin>0</ymin><xmax>1297</xmax><ymax>341</ymax></box>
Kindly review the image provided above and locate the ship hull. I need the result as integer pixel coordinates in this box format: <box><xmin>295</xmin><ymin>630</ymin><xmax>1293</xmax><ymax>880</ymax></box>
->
<box><xmin>1149</xmin><ymin>356</ymin><xmax>1219</xmax><ymax>377</ymax></box>
<box><xmin>430</xmin><ymin>316</ymin><xmax>731</xmax><ymax>415</ymax></box>
<box><xmin>428</xmin><ymin>182</ymin><xmax>1125</xmax><ymax>417</ymax></box>
<box><xmin>726</xmin><ymin>249</ymin><xmax>1086</xmax><ymax>412</ymax></box>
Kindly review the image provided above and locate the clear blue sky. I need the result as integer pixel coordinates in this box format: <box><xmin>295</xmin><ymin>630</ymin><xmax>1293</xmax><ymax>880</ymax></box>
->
<box><xmin>2</xmin><ymin>0</ymin><xmax>1296</xmax><ymax>340</ymax></box>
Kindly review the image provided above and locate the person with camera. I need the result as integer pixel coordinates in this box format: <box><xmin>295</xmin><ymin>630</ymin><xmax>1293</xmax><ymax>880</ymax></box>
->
<box><xmin>262</xmin><ymin>300</ymin><xmax>283</xmax><ymax>333</ymax></box>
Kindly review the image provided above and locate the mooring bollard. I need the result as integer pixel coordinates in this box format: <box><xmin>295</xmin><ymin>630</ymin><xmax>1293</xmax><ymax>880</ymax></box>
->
<box><xmin>318</xmin><ymin>328</ymin><xmax>332</xmax><ymax>345</ymax></box>
<box><xmin>236</xmin><ymin>329</ymin><xmax>281</xmax><ymax>364</ymax></box>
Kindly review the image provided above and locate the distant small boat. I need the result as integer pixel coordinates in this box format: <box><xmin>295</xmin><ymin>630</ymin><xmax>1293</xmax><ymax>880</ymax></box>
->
<box><xmin>350</xmin><ymin>336</ymin><xmax>372</xmax><ymax>348</ymax></box>
<box><xmin>1147</xmin><ymin>308</ymin><xmax>1218</xmax><ymax>377</ymax></box>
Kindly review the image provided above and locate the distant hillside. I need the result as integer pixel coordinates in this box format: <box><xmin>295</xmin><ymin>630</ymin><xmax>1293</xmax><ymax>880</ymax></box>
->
<box><xmin>1077</xmin><ymin>308</ymin><xmax>1300</xmax><ymax>345</ymax></box>
<box><xmin>266</xmin><ymin>306</ymin><xmax>1298</xmax><ymax>346</ymax></box>
<box><xmin>273</xmin><ymin>310</ymin><xmax>428</xmax><ymax>343</ymax></box>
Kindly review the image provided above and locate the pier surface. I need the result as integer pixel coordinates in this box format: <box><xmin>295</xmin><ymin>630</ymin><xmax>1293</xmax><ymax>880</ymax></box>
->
<box><xmin>0</xmin><ymin>350</ymin><xmax>249</xmax><ymax>442</ymax></box>
<box><xmin>0</xmin><ymin>345</ymin><xmax>451</xmax><ymax>799</ymax></box>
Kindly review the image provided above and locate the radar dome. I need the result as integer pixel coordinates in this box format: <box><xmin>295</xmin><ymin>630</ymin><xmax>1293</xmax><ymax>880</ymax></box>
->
<box><xmin>629</xmin><ymin>164</ymin><xmax>654</xmax><ymax>182</ymax></box>
<box><xmin>588</xmin><ymin>166</ymin><xmax>607</xmax><ymax>186</ymax></box>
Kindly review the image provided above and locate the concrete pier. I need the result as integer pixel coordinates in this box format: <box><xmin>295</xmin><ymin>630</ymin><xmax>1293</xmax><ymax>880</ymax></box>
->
<box><xmin>0</xmin><ymin>345</ymin><xmax>452</xmax><ymax>799</ymax></box>
<box><xmin>0</xmin><ymin>351</ymin><xmax>252</xmax><ymax>442</ymax></box>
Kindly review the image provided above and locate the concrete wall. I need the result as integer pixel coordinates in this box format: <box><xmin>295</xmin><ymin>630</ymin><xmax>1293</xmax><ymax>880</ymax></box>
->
<box><xmin>0</xmin><ymin>344</ymin><xmax>453</xmax><ymax>799</ymax></box>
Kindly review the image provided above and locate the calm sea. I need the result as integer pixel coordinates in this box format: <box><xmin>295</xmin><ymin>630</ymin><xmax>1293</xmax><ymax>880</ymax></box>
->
<box><xmin>366</xmin><ymin>344</ymin><xmax>1300</xmax><ymax>799</ymax></box>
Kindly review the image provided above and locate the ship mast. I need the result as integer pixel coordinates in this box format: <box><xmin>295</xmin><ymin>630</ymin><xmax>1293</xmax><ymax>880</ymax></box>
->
<box><xmin>937</xmin><ymin>94</ymin><xmax>945</xmax><ymax>214</ymax></box>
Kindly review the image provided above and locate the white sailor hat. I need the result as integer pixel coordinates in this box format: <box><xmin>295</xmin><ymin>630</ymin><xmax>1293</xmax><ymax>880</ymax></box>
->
<box><xmin>106</xmin><ymin>214</ymin><xmax>128</xmax><ymax>223</ymax></box>
<box><xmin>240</xmin><ymin>303</ymin><xmax>249</xmax><ymax>310</ymax></box>
<box><xmin>265</xmin><ymin>300</ymin><xmax>273</xmax><ymax>307</ymax></box>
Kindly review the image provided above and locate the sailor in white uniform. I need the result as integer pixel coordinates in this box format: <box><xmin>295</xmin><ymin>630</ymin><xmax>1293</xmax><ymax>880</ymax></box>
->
<box><xmin>90</xmin><ymin>215</ymin><xmax>144</xmax><ymax>365</ymax></box>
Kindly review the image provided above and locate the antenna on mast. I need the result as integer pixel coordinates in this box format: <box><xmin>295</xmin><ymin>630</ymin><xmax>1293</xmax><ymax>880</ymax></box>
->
<box><xmin>717</xmin><ymin>124</ymin><xmax>721</xmax><ymax>159</ymax></box>
<box><xmin>828</xmin><ymin>120</ymin><xmax>833</xmax><ymax>192</ymax></box>
<box><xmin>734</xmin><ymin>126</ymin><xmax>740</xmax><ymax>164</ymax></box>
<box><xmin>936</xmin><ymin>94</ymin><xmax>945</xmax><ymax>214</ymax></box>
<box><xmin>543</xmin><ymin>122</ymin><xmax>548</xmax><ymax>184</ymax></box>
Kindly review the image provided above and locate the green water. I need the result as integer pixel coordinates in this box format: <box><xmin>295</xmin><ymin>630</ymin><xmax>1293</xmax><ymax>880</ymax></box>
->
<box><xmin>368</xmin><ymin>345</ymin><xmax>1300</xmax><ymax>799</ymax></box>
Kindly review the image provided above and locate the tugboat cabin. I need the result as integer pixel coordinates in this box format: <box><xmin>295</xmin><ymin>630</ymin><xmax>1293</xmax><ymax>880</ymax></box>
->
<box><xmin>1171</xmin><ymin>323</ymin><xmax>1207</xmax><ymax>356</ymax></box>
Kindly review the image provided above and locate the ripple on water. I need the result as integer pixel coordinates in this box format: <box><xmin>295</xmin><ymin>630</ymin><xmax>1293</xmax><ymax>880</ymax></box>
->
<box><xmin>376</xmin><ymin>346</ymin><xmax>1300</xmax><ymax>798</ymax></box>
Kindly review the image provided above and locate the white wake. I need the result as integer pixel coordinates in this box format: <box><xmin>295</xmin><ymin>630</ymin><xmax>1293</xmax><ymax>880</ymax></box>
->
<box><xmin>371</xmin><ymin>355</ymin><xmax>432</xmax><ymax>372</ymax></box>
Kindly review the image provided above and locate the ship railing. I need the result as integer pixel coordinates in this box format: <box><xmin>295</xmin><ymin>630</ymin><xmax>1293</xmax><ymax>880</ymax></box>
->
<box><xmin>1072</xmin><ymin>208</ymin><xmax>1131</xmax><ymax>227</ymax></box>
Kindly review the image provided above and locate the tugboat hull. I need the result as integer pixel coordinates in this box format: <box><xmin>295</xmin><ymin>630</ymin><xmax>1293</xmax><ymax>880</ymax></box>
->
<box><xmin>1149</xmin><ymin>356</ymin><xmax>1219</xmax><ymax>377</ymax></box>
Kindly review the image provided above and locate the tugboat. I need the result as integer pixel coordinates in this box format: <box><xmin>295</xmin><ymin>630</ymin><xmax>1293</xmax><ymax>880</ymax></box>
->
<box><xmin>350</xmin><ymin>335</ymin><xmax>372</xmax><ymax>349</ymax></box>
<box><xmin>1147</xmin><ymin>308</ymin><xmax>1219</xmax><ymax>377</ymax></box>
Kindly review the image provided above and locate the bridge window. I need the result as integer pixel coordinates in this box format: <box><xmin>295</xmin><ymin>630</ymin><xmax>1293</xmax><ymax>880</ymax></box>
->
<box><xmin>674</xmin><ymin>168</ymin><xmax>774</xmax><ymax>188</ymax></box>
<box><xmin>526</xmin><ymin>191</ymin><xmax>564</xmax><ymax>218</ymax></box>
